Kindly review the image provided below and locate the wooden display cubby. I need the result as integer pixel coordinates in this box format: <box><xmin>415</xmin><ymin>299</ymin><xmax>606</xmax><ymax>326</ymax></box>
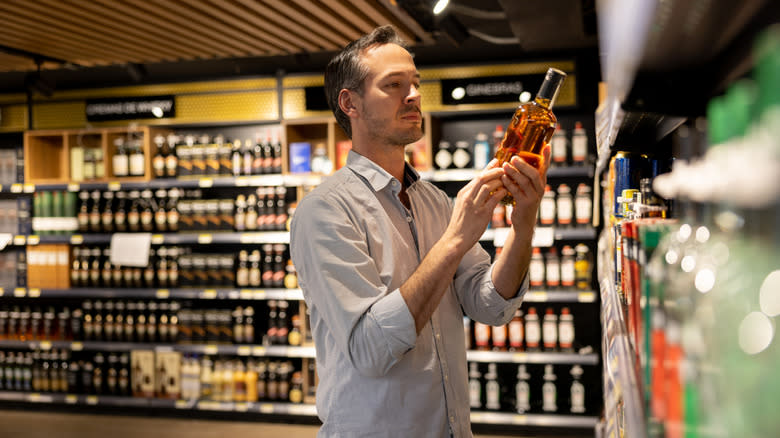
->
<box><xmin>282</xmin><ymin>117</ymin><xmax>336</xmax><ymax>176</ymax></box>
<box><xmin>24</xmin><ymin>130</ymin><xmax>70</xmax><ymax>184</ymax></box>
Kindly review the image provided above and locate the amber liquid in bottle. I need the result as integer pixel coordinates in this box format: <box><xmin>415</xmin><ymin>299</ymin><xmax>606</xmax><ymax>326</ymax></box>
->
<box><xmin>495</xmin><ymin>68</ymin><xmax>566</xmax><ymax>204</ymax></box>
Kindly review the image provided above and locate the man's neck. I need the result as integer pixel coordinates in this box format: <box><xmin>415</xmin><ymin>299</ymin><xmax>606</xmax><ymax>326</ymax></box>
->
<box><xmin>354</xmin><ymin>142</ymin><xmax>407</xmax><ymax>184</ymax></box>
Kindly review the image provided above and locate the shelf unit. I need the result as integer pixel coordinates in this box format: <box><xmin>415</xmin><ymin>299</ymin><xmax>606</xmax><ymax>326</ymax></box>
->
<box><xmin>467</xmin><ymin>351</ymin><xmax>599</xmax><ymax>365</ymax></box>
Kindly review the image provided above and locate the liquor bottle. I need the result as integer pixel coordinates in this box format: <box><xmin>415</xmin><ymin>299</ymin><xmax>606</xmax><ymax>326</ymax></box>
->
<box><xmin>114</xmin><ymin>191</ymin><xmax>128</xmax><ymax>232</ymax></box>
<box><xmin>231</xmin><ymin>139</ymin><xmax>243</xmax><ymax>176</ymax></box>
<box><xmin>284</xmin><ymin>260</ymin><xmax>298</xmax><ymax>289</ymax></box>
<box><xmin>154</xmin><ymin>189</ymin><xmax>168</xmax><ymax>232</ymax></box>
<box><xmin>542</xmin><ymin>307</ymin><xmax>558</xmax><ymax>351</ymax></box>
<box><xmin>289</xmin><ymin>371</ymin><xmax>303</xmax><ymax>404</ymax></box>
<box><xmin>101</xmin><ymin>191</ymin><xmax>114</xmax><ymax>232</ymax></box>
<box><xmin>218</xmin><ymin>136</ymin><xmax>233</xmax><ymax>176</ymax></box>
<box><xmin>243</xmin><ymin>306</ymin><xmax>255</xmax><ymax>344</ymax></box>
<box><xmin>288</xmin><ymin>314</ymin><xmax>302</xmax><ymax>346</ymax></box>
<box><xmin>468</xmin><ymin>362</ymin><xmax>481</xmax><ymax>409</ymax></box>
<box><xmin>245</xmin><ymin>194</ymin><xmax>258</xmax><ymax>231</ymax></box>
<box><xmin>574</xmin><ymin>184</ymin><xmax>593</xmax><ymax>226</ymax></box>
<box><xmin>515</xmin><ymin>365</ymin><xmax>531</xmax><ymax>414</ymax></box>
<box><xmin>559</xmin><ymin>307</ymin><xmax>575</xmax><ymax>352</ymax></box>
<box><xmin>529</xmin><ymin>247</ymin><xmax>545</xmax><ymax>288</ymax></box>
<box><xmin>261</xmin><ymin>245</ymin><xmax>273</xmax><ymax>287</ymax></box>
<box><xmin>473</xmin><ymin>321</ymin><xmax>491</xmax><ymax>351</ymax></box>
<box><xmin>542</xmin><ymin>364</ymin><xmax>557</xmax><ymax>412</ymax></box>
<box><xmin>574</xmin><ymin>244</ymin><xmax>593</xmax><ymax>290</ymax></box>
<box><xmin>261</xmin><ymin>131</ymin><xmax>274</xmax><ymax>174</ymax></box>
<box><xmin>267</xmin><ymin>301</ymin><xmax>278</xmax><ymax>345</ymax></box>
<box><xmin>494</xmin><ymin>68</ymin><xmax>566</xmax><ymax>203</ymax></box>
<box><xmin>473</xmin><ymin>132</ymin><xmax>491</xmax><ymax>170</ymax></box>
<box><xmin>77</xmin><ymin>191</ymin><xmax>89</xmax><ymax>233</ymax></box>
<box><xmin>484</xmin><ymin>363</ymin><xmax>501</xmax><ymax>411</ymax></box>
<box><xmin>550</xmin><ymin>126</ymin><xmax>568</xmax><ymax>167</ymax></box>
<box><xmin>539</xmin><ymin>185</ymin><xmax>556</xmax><ymax>226</ymax></box>
<box><xmin>524</xmin><ymin>307</ymin><xmax>540</xmax><ymax>351</ymax></box>
<box><xmin>153</xmin><ymin>134</ymin><xmax>166</xmax><ymax>178</ymax></box>
<box><xmin>88</xmin><ymin>191</ymin><xmax>101</xmax><ymax>233</ymax></box>
<box><xmin>112</xmin><ymin>137</ymin><xmax>129</xmax><ymax>177</ymax></box>
<box><xmin>508</xmin><ymin>309</ymin><xmax>524</xmax><ymax>351</ymax></box>
<box><xmin>242</xmin><ymin>138</ymin><xmax>253</xmax><ymax>176</ymax></box>
<box><xmin>570</xmin><ymin>365</ymin><xmax>586</xmax><ymax>413</ymax></box>
<box><xmin>560</xmin><ymin>245</ymin><xmax>576</xmax><ymax>288</ymax></box>
<box><xmin>274</xmin><ymin>187</ymin><xmax>288</xmax><ymax>231</ymax></box>
<box><xmin>251</xmin><ymin>135</ymin><xmax>264</xmax><ymax>175</ymax></box>
<box><xmin>276</xmin><ymin>300</ymin><xmax>290</xmax><ymax>345</ymax></box>
<box><xmin>233</xmin><ymin>306</ymin><xmax>245</xmax><ymax>344</ymax></box>
<box><xmin>256</xmin><ymin>360</ymin><xmax>267</xmax><ymax>400</ymax></box>
<box><xmin>250</xmin><ymin>249</ymin><xmax>263</xmax><ymax>287</ymax></box>
<box><xmin>492</xmin><ymin>323</ymin><xmax>507</xmax><ymax>351</ymax></box>
<box><xmin>571</xmin><ymin>122</ymin><xmax>588</xmax><ymax>166</ymax></box>
<box><xmin>556</xmin><ymin>184</ymin><xmax>573</xmax><ymax>227</ymax></box>
<box><xmin>270</xmin><ymin>127</ymin><xmax>283</xmax><ymax>174</ymax></box>
<box><xmin>165</xmin><ymin>134</ymin><xmax>178</xmax><ymax>178</ymax></box>
<box><xmin>128</xmin><ymin>139</ymin><xmax>145</xmax><ymax>177</ymax></box>
<box><xmin>545</xmin><ymin>248</ymin><xmax>560</xmax><ymax>289</ymax></box>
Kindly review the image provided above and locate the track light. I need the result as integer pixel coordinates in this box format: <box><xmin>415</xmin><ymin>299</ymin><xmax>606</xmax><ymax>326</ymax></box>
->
<box><xmin>433</xmin><ymin>0</ymin><xmax>449</xmax><ymax>15</ymax></box>
<box><xmin>126</xmin><ymin>63</ymin><xmax>148</xmax><ymax>83</ymax></box>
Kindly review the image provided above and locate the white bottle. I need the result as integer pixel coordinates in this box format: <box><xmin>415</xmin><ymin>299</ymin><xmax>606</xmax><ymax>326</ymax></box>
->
<box><xmin>485</xmin><ymin>363</ymin><xmax>501</xmax><ymax>410</ymax></box>
<box><xmin>571</xmin><ymin>121</ymin><xmax>588</xmax><ymax>165</ymax></box>
<box><xmin>545</xmin><ymin>248</ymin><xmax>560</xmax><ymax>289</ymax></box>
<box><xmin>570</xmin><ymin>365</ymin><xmax>585</xmax><ymax>413</ymax></box>
<box><xmin>559</xmin><ymin>307</ymin><xmax>575</xmax><ymax>352</ymax></box>
<box><xmin>434</xmin><ymin>141</ymin><xmax>453</xmax><ymax>170</ymax></box>
<box><xmin>560</xmin><ymin>245</ymin><xmax>576</xmax><ymax>288</ymax></box>
<box><xmin>515</xmin><ymin>365</ymin><xmax>531</xmax><ymax>413</ymax></box>
<box><xmin>190</xmin><ymin>356</ymin><xmax>201</xmax><ymax>400</ymax></box>
<box><xmin>468</xmin><ymin>362</ymin><xmax>482</xmax><ymax>409</ymax></box>
<box><xmin>529</xmin><ymin>247</ymin><xmax>545</xmax><ymax>288</ymax></box>
<box><xmin>539</xmin><ymin>185</ymin><xmax>556</xmax><ymax>226</ymax></box>
<box><xmin>556</xmin><ymin>184</ymin><xmax>573</xmax><ymax>227</ymax></box>
<box><xmin>542</xmin><ymin>364</ymin><xmax>557</xmax><ymax>412</ymax></box>
<box><xmin>524</xmin><ymin>307</ymin><xmax>541</xmax><ymax>351</ymax></box>
<box><xmin>200</xmin><ymin>357</ymin><xmax>213</xmax><ymax>400</ymax></box>
<box><xmin>473</xmin><ymin>132</ymin><xmax>490</xmax><ymax>170</ymax></box>
<box><xmin>542</xmin><ymin>307</ymin><xmax>558</xmax><ymax>351</ymax></box>
<box><xmin>550</xmin><ymin>127</ymin><xmax>568</xmax><ymax>166</ymax></box>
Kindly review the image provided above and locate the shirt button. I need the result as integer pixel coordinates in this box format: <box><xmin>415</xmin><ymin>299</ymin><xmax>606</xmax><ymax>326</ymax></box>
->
<box><xmin>436</xmin><ymin>333</ymin><xmax>441</xmax><ymax>339</ymax></box>
<box><xmin>406</xmin><ymin>216</ymin><xmax>412</xmax><ymax>222</ymax></box>
<box><xmin>444</xmin><ymin>374</ymin><xmax>449</xmax><ymax>381</ymax></box>
<box><xmin>449</xmin><ymin>416</ymin><xmax>455</xmax><ymax>423</ymax></box>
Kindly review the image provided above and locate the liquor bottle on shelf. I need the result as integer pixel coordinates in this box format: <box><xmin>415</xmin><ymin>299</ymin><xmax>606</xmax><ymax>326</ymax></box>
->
<box><xmin>556</xmin><ymin>184</ymin><xmax>573</xmax><ymax>227</ymax></box>
<box><xmin>524</xmin><ymin>307</ymin><xmax>541</xmax><ymax>351</ymax></box>
<box><xmin>542</xmin><ymin>364</ymin><xmax>557</xmax><ymax>412</ymax></box>
<box><xmin>515</xmin><ymin>364</ymin><xmax>531</xmax><ymax>414</ymax></box>
<box><xmin>571</xmin><ymin>122</ymin><xmax>588</xmax><ymax>166</ymax></box>
<box><xmin>473</xmin><ymin>132</ymin><xmax>491</xmax><ymax>170</ymax></box>
<box><xmin>468</xmin><ymin>362</ymin><xmax>481</xmax><ymax>409</ymax></box>
<box><xmin>560</xmin><ymin>245</ymin><xmax>576</xmax><ymax>288</ymax></box>
<box><xmin>539</xmin><ymin>185</ymin><xmax>556</xmax><ymax>226</ymax></box>
<box><xmin>484</xmin><ymin>363</ymin><xmax>501</xmax><ymax>410</ymax></box>
<box><xmin>153</xmin><ymin>134</ymin><xmax>166</xmax><ymax>179</ymax></box>
<box><xmin>529</xmin><ymin>247</ymin><xmax>545</xmax><ymax>288</ymax></box>
<box><xmin>575</xmin><ymin>183</ymin><xmax>593</xmax><ymax>226</ymax></box>
<box><xmin>542</xmin><ymin>307</ymin><xmax>558</xmax><ymax>351</ymax></box>
<box><xmin>452</xmin><ymin>141</ymin><xmax>471</xmax><ymax>169</ymax></box>
<box><xmin>494</xmin><ymin>68</ymin><xmax>566</xmax><ymax>203</ymax></box>
<box><xmin>508</xmin><ymin>309</ymin><xmax>524</xmax><ymax>352</ymax></box>
<box><xmin>271</xmin><ymin>127</ymin><xmax>283</xmax><ymax>174</ymax></box>
<box><xmin>165</xmin><ymin>134</ymin><xmax>178</xmax><ymax>178</ymax></box>
<box><xmin>569</xmin><ymin>365</ymin><xmax>586</xmax><ymax>413</ymax></box>
<box><xmin>434</xmin><ymin>141</ymin><xmax>453</xmax><ymax>170</ymax></box>
<box><xmin>550</xmin><ymin>126</ymin><xmax>568</xmax><ymax>167</ymax></box>
<box><xmin>113</xmin><ymin>137</ymin><xmax>129</xmax><ymax>178</ymax></box>
<box><xmin>492</xmin><ymin>322</ymin><xmax>507</xmax><ymax>351</ymax></box>
<box><xmin>231</xmin><ymin>139</ymin><xmax>243</xmax><ymax>176</ymax></box>
<box><xmin>473</xmin><ymin>320</ymin><xmax>491</xmax><ymax>351</ymax></box>
<box><xmin>559</xmin><ymin>307</ymin><xmax>575</xmax><ymax>352</ymax></box>
<box><xmin>545</xmin><ymin>248</ymin><xmax>560</xmax><ymax>289</ymax></box>
<box><xmin>128</xmin><ymin>139</ymin><xmax>145</xmax><ymax>177</ymax></box>
<box><xmin>574</xmin><ymin>244</ymin><xmax>593</xmax><ymax>290</ymax></box>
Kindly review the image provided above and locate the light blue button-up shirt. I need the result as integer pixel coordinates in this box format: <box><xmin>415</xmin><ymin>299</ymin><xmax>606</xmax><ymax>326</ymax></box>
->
<box><xmin>290</xmin><ymin>150</ymin><xmax>527</xmax><ymax>438</ymax></box>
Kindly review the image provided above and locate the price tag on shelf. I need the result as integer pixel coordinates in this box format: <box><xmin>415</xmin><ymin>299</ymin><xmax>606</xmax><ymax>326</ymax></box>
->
<box><xmin>234</xmin><ymin>176</ymin><xmax>249</xmax><ymax>187</ymax></box>
<box><xmin>156</xmin><ymin>289</ymin><xmax>170</xmax><ymax>299</ymax></box>
<box><xmin>107</xmin><ymin>182</ymin><xmax>121</xmax><ymax>191</ymax></box>
<box><xmin>531</xmin><ymin>227</ymin><xmax>554</xmax><ymax>247</ymax></box>
<box><xmin>252</xmin><ymin>346</ymin><xmax>266</xmax><ymax>356</ymax></box>
<box><xmin>28</xmin><ymin>289</ymin><xmax>40</xmax><ymax>298</ymax></box>
<box><xmin>201</xmin><ymin>289</ymin><xmax>217</xmax><ymax>299</ymax></box>
<box><xmin>23</xmin><ymin>184</ymin><xmax>35</xmax><ymax>193</ymax></box>
<box><xmin>86</xmin><ymin>396</ymin><xmax>99</xmax><ymax>405</ymax></box>
<box><xmin>197</xmin><ymin>234</ymin><xmax>213</xmax><ymax>244</ymax></box>
<box><xmin>237</xmin><ymin>346</ymin><xmax>251</xmax><ymax>356</ymax></box>
<box><xmin>578</xmin><ymin>292</ymin><xmax>596</xmax><ymax>302</ymax></box>
<box><xmin>235</xmin><ymin>402</ymin><xmax>249</xmax><ymax>412</ymax></box>
<box><xmin>253</xmin><ymin>290</ymin><xmax>266</xmax><ymax>300</ymax></box>
<box><xmin>28</xmin><ymin>393</ymin><xmax>43</xmax><ymax>403</ymax></box>
<box><xmin>10</xmin><ymin>184</ymin><xmax>22</xmax><ymax>193</ymax></box>
<box><xmin>65</xmin><ymin>395</ymin><xmax>78</xmax><ymax>404</ymax></box>
<box><xmin>203</xmin><ymin>345</ymin><xmax>218</xmax><ymax>355</ymax></box>
<box><xmin>70</xmin><ymin>235</ymin><xmax>84</xmax><ymax>245</ymax></box>
<box><xmin>67</xmin><ymin>183</ymin><xmax>80</xmax><ymax>192</ymax></box>
<box><xmin>13</xmin><ymin>288</ymin><xmax>25</xmax><ymax>298</ymax></box>
<box><xmin>239</xmin><ymin>233</ymin><xmax>256</xmax><ymax>244</ymax></box>
<box><xmin>39</xmin><ymin>341</ymin><xmax>51</xmax><ymax>350</ymax></box>
<box><xmin>13</xmin><ymin>235</ymin><xmax>25</xmax><ymax>246</ymax></box>
<box><xmin>27</xmin><ymin>235</ymin><xmax>40</xmax><ymax>245</ymax></box>
<box><xmin>175</xmin><ymin>400</ymin><xmax>189</xmax><ymax>409</ymax></box>
<box><xmin>526</xmin><ymin>291</ymin><xmax>547</xmax><ymax>302</ymax></box>
<box><xmin>512</xmin><ymin>353</ymin><xmax>527</xmax><ymax>363</ymax></box>
<box><xmin>259</xmin><ymin>403</ymin><xmax>274</xmax><ymax>414</ymax></box>
<box><xmin>239</xmin><ymin>289</ymin><xmax>253</xmax><ymax>300</ymax></box>
<box><xmin>71</xmin><ymin>342</ymin><xmax>83</xmax><ymax>351</ymax></box>
<box><xmin>227</xmin><ymin>290</ymin><xmax>240</xmax><ymax>300</ymax></box>
<box><xmin>198</xmin><ymin>178</ymin><xmax>214</xmax><ymax>188</ymax></box>
<box><xmin>511</xmin><ymin>415</ymin><xmax>528</xmax><ymax>425</ymax></box>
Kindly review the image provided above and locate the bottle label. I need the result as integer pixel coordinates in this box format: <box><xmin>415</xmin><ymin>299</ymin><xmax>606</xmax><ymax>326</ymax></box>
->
<box><xmin>559</xmin><ymin>320</ymin><xmax>575</xmax><ymax>347</ymax></box>
<box><xmin>552</xmin><ymin>136</ymin><xmax>567</xmax><ymax>162</ymax></box>
<box><xmin>561</xmin><ymin>259</ymin><xmax>575</xmax><ymax>286</ymax></box>
<box><xmin>557</xmin><ymin>199</ymin><xmax>573</xmax><ymax>224</ymax></box>
<box><xmin>571</xmin><ymin>381</ymin><xmax>585</xmax><ymax>413</ymax></box>
<box><xmin>575</xmin><ymin>197</ymin><xmax>592</xmax><ymax>224</ymax></box>
<box><xmin>129</xmin><ymin>154</ymin><xmax>145</xmax><ymax>176</ymax></box>
<box><xmin>539</xmin><ymin>198</ymin><xmax>555</xmax><ymax>224</ymax></box>
<box><xmin>543</xmin><ymin>319</ymin><xmax>557</xmax><ymax>348</ymax></box>
<box><xmin>515</xmin><ymin>381</ymin><xmax>530</xmax><ymax>413</ymax></box>
<box><xmin>546</xmin><ymin>262</ymin><xmax>560</xmax><ymax>286</ymax></box>
<box><xmin>452</xmin><ymin>148</ymin><xmax>470</xmax><ymax>169</ymax></box>
<box><xmin>153</xmin><ymin>156</ymin><xmax>165</xmax><ymax>176</ymax></box>
<box><xmin>572</xmin><ymin>135</ymin><xmax>587</xmax><ymax>161</ymax></box>
<box><xmin>529</xmin><ymin>259</ymin><xmax>545</xmax><ymax>287</ymax></box>
<box><xmin>474</xmin><ymin>322</ymin><xmax>491</xmax><ymax>348</ymax></box>
<box><xmin>492</xmin><ymin>325</ymin><xmax>507</xmax><ymax>348</ymax></box>
<box><xmin>486</xmin><ymin>380</ymin><xmax>500</xmax><ymax>410</ymax></box>
<box><xmin>113</xmin><ymin>155</ymin><xmax>129</xmax><ymax>177</ymax></box>
<box><xmin>469</xmin><ymin>379</ymin><xmax>481</xmax><ymax>408</ymax></box>
<box><xmin>473</xmin><ymin>143</ymin><xmax>489</xmax><ymax>170</ymax></box>
<box><xmin>508</xmin><ymin>320</ymin><xmax>524</xmax><ymax>347</ymax></box>
<box><xmin>543</xmin><ymin>382</ymin><xmax>557</xmax><ymax>412</ymax></box>
<box><xmin>434</xmin><ymin>149</ymin><xmax>452</xmax><ymax>170</ymax></box>
<box><xmin>525</xmin><ymin>321</ymin><xmax>540</xmax><ymax>347</ymax></box>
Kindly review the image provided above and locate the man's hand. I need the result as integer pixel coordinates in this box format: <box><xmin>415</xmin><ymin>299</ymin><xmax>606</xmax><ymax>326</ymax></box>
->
<box><xmin>502</xmin><ymin>145</ymin><xmax>551</xmax><ymax>233</ymax></box>
<box><xmin>444</xmin><ymin>159</ymin><xmax>506</xmax><ymax>255</ymax></box>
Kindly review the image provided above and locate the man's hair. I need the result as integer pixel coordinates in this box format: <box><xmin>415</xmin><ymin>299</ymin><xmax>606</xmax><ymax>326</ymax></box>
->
<box><xmin>324</xmin><ymin>25</ymin><xmax>408</xmax><ymax>139</ymax></box>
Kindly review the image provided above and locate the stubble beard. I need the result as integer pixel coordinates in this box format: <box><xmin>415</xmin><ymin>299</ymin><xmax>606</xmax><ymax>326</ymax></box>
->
<box><xmin>363</xmin><ymin>106</ymin><xmax>423</xmax><ymax>149</ymax></box>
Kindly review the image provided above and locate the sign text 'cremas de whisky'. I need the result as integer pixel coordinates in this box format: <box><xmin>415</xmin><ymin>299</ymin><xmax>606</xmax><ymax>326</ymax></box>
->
<box><xmin>441</xmin><ymin>74</ymin><xmax>548</xmax><ymax>106</ymax></box>
<box><xmin>85</xmin><ymin>95</ymin><xmax>176</xmax><ymax>122</ymax></box>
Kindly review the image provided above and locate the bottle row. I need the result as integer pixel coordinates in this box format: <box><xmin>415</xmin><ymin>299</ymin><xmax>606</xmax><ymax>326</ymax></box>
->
<box><xmin>432</xmin><ymin>121</ymin><xmax>592</xmax><ymax>172</ymax></box>
<box><xmin>528</xmin><ymin>244</ymin><xmax>593</xmax><ymax>290</ymax></box>
<box><xmin>0</xmin><ymin>349</ymin><xmax>311</xmax><ymax>404</ymax></box>
<box><xmin>31</xmin><ymin>186</ymin><xmax>294</xmax><ymax>235</ymax></box>
<box><xmin>0</xmin><ymin>148</ymin><xmax>22</xmax><ymax>186</ymax></box>
<box><xmin>486</xmin><ymin>183</ymin><xmax>592</xmax><ymax>230</ymax></box>
<box><xmin>467</xmin><ymin>306</ymin><xmax>580</xmax><ymax>353</ymax></box>
<box><xmin>468</xmin><ymin>362</ymin><xmax>590</xmax><ymax>415</ymax></box>
<box><xmin>0</xmin><ymin>299</ymin><xmax>307</xmax><ymax>347</ymax></box>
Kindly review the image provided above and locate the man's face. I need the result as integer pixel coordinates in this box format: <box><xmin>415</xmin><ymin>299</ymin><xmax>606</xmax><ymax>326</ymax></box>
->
<box><xmin>353</xmin><ymin>43</ymin><xmax>423</xmax><ymax>147</ymax></box>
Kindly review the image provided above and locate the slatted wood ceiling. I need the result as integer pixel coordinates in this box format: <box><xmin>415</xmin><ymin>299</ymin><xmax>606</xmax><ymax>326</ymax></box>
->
<box><xmin>0</xmin><ymin>0</ymin><xmax>434</xmax><ymax>73</ymax></box>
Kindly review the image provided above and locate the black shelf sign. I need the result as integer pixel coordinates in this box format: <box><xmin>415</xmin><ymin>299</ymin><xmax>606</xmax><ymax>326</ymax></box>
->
<box><xmin>85</xmin><ymin>95</ymin><xmax>175</xmax><ymax>122</ymax></box>
<box><xmin>441</xmin><ymin>74</ymin><xmax>544</xmax><ymax>106</ymax></box>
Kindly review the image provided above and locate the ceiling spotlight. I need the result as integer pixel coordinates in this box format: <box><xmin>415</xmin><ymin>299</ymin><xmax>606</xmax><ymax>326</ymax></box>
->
<box><xmin>433</xmin><ymin>0</ymin><xmax>449</xmax><ymax>15</ymax></box>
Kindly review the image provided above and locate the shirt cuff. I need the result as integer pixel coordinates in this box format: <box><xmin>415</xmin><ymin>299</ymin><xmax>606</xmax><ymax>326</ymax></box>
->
<box><xmin>482</xmin><ymin>264</ymin><xmax>528</xmax><ymax>313</ymax></box>
<box><xmin>368</xmin><ymin>288</ymin><xmax>418</xmax><ymax>358</ymax></box>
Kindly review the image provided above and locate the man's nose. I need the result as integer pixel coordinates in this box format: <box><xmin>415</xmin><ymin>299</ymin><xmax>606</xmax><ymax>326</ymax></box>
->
<box><xmin>405</xmin><ymin>85</ymin><xmax>421</xmax><ymax>104</ymax></box>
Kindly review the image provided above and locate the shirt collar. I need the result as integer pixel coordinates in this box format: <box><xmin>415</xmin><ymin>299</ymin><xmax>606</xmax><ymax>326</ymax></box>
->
<box><xmin>346</xmin><ymin>149</ymin><xmax>420</xmax><ymax>193</ymax></box>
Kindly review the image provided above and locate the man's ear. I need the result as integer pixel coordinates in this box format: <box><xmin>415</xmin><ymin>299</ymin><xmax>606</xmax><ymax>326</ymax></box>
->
<box><xmin>338</xmin><ymin>89</ymin><xmax>358</xmax><ymax>116</ymax></box>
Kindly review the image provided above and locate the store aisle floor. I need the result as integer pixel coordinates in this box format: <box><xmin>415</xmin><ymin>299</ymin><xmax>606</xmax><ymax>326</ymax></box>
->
<box><xmin>0</xmin><ymin>409</ymin><xmax>569</xmax><ymax>438</ymax></box>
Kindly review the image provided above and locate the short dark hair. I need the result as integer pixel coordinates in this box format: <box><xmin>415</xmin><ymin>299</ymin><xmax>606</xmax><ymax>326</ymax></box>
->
<box><xmin>324</xmin><ymin>25</ymin><xmax>408</xmax><ymax>139</ymax></box>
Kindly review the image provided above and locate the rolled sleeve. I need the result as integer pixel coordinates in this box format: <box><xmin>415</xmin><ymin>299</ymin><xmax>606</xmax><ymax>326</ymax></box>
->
<box><xmin>476</xmin><ymin>263</ymin><xmax>528</xmax><ymax>324</ymax></box>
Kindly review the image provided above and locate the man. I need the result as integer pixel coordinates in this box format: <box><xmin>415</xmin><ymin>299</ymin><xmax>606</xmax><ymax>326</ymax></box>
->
<box><xmin>290</xmin><ymin>25</ymin><xmax>550</xmax><ymax>437</ymax></box>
